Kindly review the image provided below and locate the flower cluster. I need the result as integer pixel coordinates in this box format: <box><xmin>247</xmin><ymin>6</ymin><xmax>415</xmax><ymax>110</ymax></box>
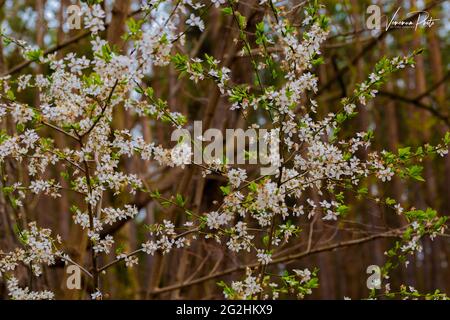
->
<box><xmin>0</xmin><ymin>0</ymin><xmax>447</xmax><ymax>301</ymax></box>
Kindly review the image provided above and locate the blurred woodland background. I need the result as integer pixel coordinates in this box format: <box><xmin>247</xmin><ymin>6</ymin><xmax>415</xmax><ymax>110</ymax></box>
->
<box><xmin>0</xmin><ymin>0</ymin><xmax>448</xmax><ymax>299</ymax></box>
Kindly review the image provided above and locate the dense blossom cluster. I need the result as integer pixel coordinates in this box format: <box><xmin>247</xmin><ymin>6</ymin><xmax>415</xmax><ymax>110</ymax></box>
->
<box><xmin>7</xmin><ymin>277</ymin><xmax>55</xmax><ymax>300</ymax></box>
<box><xmin>0</xmin><ymin>0</ymin><xmax>448</xmax><ymax>300</ymax></box>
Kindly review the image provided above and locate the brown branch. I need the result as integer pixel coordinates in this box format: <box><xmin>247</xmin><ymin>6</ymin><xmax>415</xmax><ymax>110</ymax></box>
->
<box><xmin>149</xmin><ymin>230</ymin><xmax>402</xmax><ymax>296</ymax></box>
<box><xmin>81</xmin><ymin>79</ymin><xmax>119</xmax><ymax>139</ymax></box>
<box><xmin>97</xmin><ymin>228</ymin><xmax>200</xmax><ymax>273</ymax></box>
<box><xmin>41</xmin><ymin>120</ymin><xmax>80</xmax><ymax>142</ymax></box>
<box><xmin>414</xmin><ymin>70</ymin><xmax>449</xmax><ymax>101</ymax></box>
<box><xmin>378</xmin><ymin>90</ymin><xmax>449</xmax><ymax>126</ymax></box>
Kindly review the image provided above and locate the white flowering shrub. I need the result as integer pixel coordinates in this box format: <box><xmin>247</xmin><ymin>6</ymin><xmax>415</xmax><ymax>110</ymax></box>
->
<box><xmin>0</xmin><ymin>0</ymin><xmax>448</xmax><ymax>300</ymax></box>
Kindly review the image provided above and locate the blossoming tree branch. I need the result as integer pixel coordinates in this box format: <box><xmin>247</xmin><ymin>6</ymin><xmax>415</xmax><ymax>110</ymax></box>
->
<box><xmin>0</xmin><ymin>0</ymin><xmax>448</xmax><ymax>300</ymax></box>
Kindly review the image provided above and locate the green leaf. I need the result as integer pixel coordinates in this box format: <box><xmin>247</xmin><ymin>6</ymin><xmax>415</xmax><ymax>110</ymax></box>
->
<box><xmin>221</xmin><ymin>7</ymin><xmax>232</xmax><ymax>15</ymax></box>
<box><xmin>337</xmin><ymin>204</ymin><xmax>349</xmax><ymax>216</ymax></box>
<box><xmin>6</xmin><ymin>89</ymin><xmax>15</xmax><ymax>101</ymax></box>
<box><xmin>385</xmin><ymin>197</ymin><xmax>396</xmax><ymax>205</ymax></box>
<box><xmin>25</xmin><ymin>48</ymin><xmax>43</xmax><ymax>62</ymax></box>
<box><xmin>262</xmin><ymin>235</ymin><xmax>269</xmax><ymax>246</ymax></box>
<box><xmin>150</xmin><ymin>190</ymin><xmax>161</xmax><ymax>198</ymax></box>
<box><xmin>145</xmin><ymin>87</ymin><xmax>154</xmax><ymax>98</ymax></box>
<box><xmin>249</xmin><ymin>181</ymin><xmax>258</xmax><ymax>193</ymax></box>
<box><xmin>161</xmin><ymin>201</ymin><xmax>171</xmax><ymax>208</ymax></box>
<box><xmin>171</xmin><ymin>53</ymin><xmax>188</xmax><ymax>73</ymax></box>
<box><xmin>16</xmin><ymin>123</ymin><xmax>25</xmax><ymax>132</ymax></box>
<box><xmin>60</xmin><ymin>171</ymin><xmax>70</xmax><ymax>181</ymax></box>
<box><xmin>444</xmin><ymin>132</ymin><xmax>450</xmax><ymax>144</ymax></box>
<box><xmin>357</xmin><ymin>187</ymin><xmax>368</xmax><ymax>196</ymax></box>
<box><xmin>398</xmin><ymin>147</ymin><xmax>411</xmax><ymax>160</ymax></box>
<box><xmin>175</xmin><ymin>193</ymin><xmax>185</xmax><ymax>207</ymax></box>
<box><xmin>407</xmin><ymin>165</ymin><xmax>425</xmax><ymax>182</ymax></box>
<box><xmin>312</xmin><ymin>56</ymin><xmax>324</xmax><ymax>66</ymax></box>
<box><xmin>115</xmin><ymin>244</ymin><xmax>125</xmax><ymax>255</ymax></box>
<box><xmin>220</xmin><ymin>185</ymin><xmax>231</xmax><ymax>195</ymax></box>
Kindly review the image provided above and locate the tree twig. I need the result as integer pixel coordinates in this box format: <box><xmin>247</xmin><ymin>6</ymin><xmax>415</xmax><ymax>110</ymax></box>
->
<box><xmin>149</xmin><ymin>229</ymin><xmax>403</xmax><ymax>296</ymax></box>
